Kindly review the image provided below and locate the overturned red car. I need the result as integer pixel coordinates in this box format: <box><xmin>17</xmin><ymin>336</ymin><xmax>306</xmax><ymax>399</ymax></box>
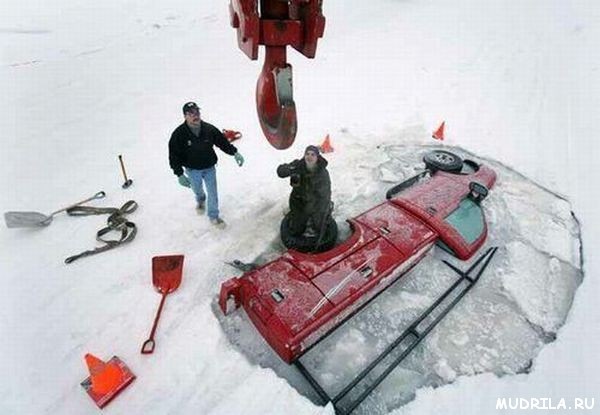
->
<box><xmin>219</xmin><ymin>150</ymin><xmax>496</xmax><ymax>364</ymax></box>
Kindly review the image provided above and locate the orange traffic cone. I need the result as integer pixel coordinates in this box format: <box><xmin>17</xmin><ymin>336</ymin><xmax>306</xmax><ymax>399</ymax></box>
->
<box><xmin>319</xmin><ymin>134</ymin><xmax>334</xmax><ymax>153</ymax></box>
<box><xmin>81</xmin><ymin>354</ymin><xmax>135</xmax><ymax>408</ymax></box>
<box><xmin>432</xmin><ymin>121</ymin><xmax>445</xmax><ymax>141</ymax></box>
<box><xmin>85</xmin><ymin>353</ymin><xmax>122</xmax><ymax>395</ymax></box>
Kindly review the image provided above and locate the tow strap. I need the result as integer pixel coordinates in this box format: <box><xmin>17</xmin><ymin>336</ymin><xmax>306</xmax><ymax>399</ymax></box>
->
<box><xmin>64</xmin><ymin>200</ymin><xmax>138</xmax><ymax>264</ymax></box>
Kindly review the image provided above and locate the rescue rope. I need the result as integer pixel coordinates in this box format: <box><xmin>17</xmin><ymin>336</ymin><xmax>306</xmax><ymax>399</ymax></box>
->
<box><xmin>64</xmin><ymin>200</ymin><xmax>138</xmax><ymax>264</ymax></box>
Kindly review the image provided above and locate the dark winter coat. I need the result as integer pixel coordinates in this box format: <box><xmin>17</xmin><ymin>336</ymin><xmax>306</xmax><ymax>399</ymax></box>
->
<box><xmin>168</xmin><ymin>121</ymin><xmax>237</xmax><ymax>176</ymax></box>
<box><xmin>277</xmin><ymin>156</ymin><xmax>331</xmax><ymax>216</ymax></box>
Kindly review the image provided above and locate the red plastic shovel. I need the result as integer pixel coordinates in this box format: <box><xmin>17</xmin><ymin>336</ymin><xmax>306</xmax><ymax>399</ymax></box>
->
<box><xmin>141</xmin><ymin>255</ymin><xmax>184</xmax><ymax>354</ymax></box>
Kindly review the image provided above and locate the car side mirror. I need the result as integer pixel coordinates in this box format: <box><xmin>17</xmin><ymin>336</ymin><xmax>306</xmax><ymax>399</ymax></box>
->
<box><xmin>468</xmin><ymin>181</ymin><xmax>489</xmax><ymax>204</ymax></box>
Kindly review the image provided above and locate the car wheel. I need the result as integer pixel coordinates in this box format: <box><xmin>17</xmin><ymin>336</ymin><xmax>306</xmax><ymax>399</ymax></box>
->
<box><xmin>423</xmin><ymin>150</ymin><xmax>463</xmax><ymax>173</ymax></box>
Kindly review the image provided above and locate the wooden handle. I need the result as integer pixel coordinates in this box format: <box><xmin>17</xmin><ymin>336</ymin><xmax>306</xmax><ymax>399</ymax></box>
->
<box><xmin>118</xmin><ymin>154</ymin><xmax>129</xmax><ymax>181</ymax></box>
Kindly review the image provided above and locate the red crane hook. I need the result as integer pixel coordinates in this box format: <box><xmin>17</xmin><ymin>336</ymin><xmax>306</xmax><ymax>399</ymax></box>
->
<box><xmin>229</xmin><ymin>0</ymin><xmax>325</xmax><ymax>150</ymax></box>
<box><xmin>257</xmin><ymin>47</ymin><xmax>297</xmax><ymax>149</ymax></box>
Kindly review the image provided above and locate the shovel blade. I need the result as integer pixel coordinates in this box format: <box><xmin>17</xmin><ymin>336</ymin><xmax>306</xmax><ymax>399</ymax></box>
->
<box><xmin>152</xmin><ymin>255</ymin><xmax>184</xmax><ymax>294</ymax></box>
<box><xmin>4</xmin><ymin>211</ymin><xmax>52</xmax><ymax>228</ymax></box>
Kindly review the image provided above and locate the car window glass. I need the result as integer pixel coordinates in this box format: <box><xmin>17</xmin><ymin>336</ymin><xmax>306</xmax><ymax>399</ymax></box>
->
<box><xmin>444</xmin><ymin>198</ymin><xmax>484</xmax><ymax>244</ymax></box>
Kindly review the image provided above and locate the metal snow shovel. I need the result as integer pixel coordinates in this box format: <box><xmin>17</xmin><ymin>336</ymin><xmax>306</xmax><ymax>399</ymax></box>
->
<box><xmin>141</xmin><ymin>255</ymin><xmax>184</xmax><ymax>354</ymax></box>
<box><xmin>4</xmin><ymin>191</ymin><xmax>106</xmax><ymax>228</ymax></box>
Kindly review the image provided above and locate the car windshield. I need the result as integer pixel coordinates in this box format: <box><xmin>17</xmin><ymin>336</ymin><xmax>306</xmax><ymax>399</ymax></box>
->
<box><xmin>444</xmin><ymin>198</ymin><xmax>484</xmax><ymax>244</ymax></box>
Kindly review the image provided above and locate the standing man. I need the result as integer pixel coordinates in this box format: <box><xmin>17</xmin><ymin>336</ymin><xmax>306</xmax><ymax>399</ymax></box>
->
<box><xmin>277</xmin><ymin>145</ymin><xmax>331</xmax><ymax>237</ymax></box>
<box><xmin>169</xmin><ymin>102</ymin><xmax>244</xmax><ymax>228</ymax></box>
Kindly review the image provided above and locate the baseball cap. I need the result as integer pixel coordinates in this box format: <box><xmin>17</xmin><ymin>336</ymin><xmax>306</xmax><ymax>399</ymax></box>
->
<box><xmin>182</xmin><ymin>102</ymin><xmax>200</xmax><ymax>114</ymax></box>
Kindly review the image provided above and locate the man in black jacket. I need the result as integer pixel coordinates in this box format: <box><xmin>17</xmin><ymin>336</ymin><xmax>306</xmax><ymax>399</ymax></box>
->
<box><xmin>277</xmin><ymin>145</ymin><xmax>331</xmax><ymax>236</ymax></box>
<box><xmin>169</xmin><ymin>102</ymin><xmax>244</xmax><ymax>228</ymax></box>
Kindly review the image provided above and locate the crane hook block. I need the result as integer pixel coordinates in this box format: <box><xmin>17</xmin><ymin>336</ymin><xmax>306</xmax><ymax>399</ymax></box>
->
<box><xmin>229</xmin><ymin>0</ymin><xmax>326</xmax><ymax>149</ymax></box>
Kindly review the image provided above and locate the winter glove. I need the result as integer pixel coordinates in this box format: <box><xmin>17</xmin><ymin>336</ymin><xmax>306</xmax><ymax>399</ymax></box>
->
<box><xmin>177</xmin><ymin>175</ymin><xmax>191</xmax><ymax>188</ymax></box>
<box><xmin>234</xmin><ymin>152</ymin><xmax>244</xmax><ymax>167</ymax></box>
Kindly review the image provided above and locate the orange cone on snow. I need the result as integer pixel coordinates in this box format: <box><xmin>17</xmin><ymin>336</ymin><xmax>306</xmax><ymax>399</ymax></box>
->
<box><xmin>85</xmin><ymin>354</ymin><xmax>122</xmax><ymax>395</ymax></box>
<box><xmin>81</xmin><ymin>354</ymin><xmax>136</xmax><ymax>409</ymax></box>
<box><xmin>432</xmin><ymin>121</ymin><xmax>445</xmax><ymax>141</ymax></box>
<box><xmin>319</xmin><ymin>134</ymin><xmax>334</xmax><ymax>153</ymax></box>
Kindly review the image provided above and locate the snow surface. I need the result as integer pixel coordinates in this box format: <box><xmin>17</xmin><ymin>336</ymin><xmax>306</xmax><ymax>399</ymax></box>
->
<box><xmin>1</xmin><ymin>0</ymin><xmax>599</xmax><ymax>414</ymax></box>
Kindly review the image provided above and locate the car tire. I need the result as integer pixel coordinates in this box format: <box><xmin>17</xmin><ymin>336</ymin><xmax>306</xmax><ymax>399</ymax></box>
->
<box><xmin>423</xmin><ymin>150</ymin><xmax>463</xmax><ymax>173</ymax></box>
<box><xmin>280</xmin><ymin>213</ymin><xmax>338</xmax><ymax>253</ymax></box>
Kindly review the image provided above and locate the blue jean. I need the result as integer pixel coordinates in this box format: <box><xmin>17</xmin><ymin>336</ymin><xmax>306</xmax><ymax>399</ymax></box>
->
<box><xmin>185</xmin><ymin>166</ymin><xmax>219</xmax><ymax>220</ymax></box>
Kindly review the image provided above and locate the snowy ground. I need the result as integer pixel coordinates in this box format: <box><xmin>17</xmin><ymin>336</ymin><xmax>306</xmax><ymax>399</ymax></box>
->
<box><xmin>1</xmin><ymin>0</ymin><xmax>599</xmax><ymax>414</ymax></box>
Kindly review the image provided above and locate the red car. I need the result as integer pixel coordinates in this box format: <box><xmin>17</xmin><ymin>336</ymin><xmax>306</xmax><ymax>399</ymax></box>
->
<box><xmin>219</xmin><ymin>150</ymin><xmax>496</xmax><ymax>364</ymax></box>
